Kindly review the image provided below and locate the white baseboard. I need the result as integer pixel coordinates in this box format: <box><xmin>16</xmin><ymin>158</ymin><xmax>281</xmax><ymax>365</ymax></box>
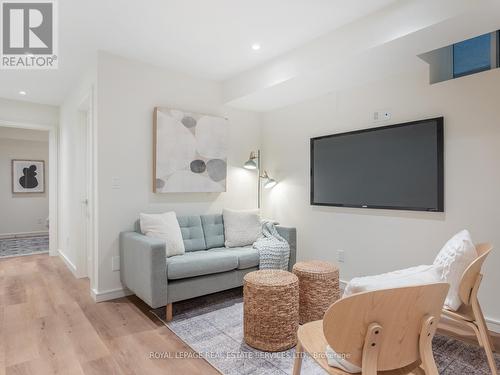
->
<box><xmin>91</xmin><ymin>287</ymin><xmax>133</xmax><ymax>303</ymax></box>
<box><xmin>340</xmin><ymin>279</ymin><xmax>500</xmax><ymax>333</ymax></box>
<box><xmin>58</xmin><ymin>249</ymin><xmax>78</xmax><ymax>277</ymax></box>
<box><xmin>486</xmin><ymin>318</ymin><xmax>500</xmax><ymax>333</ymax></box>
<box><xmin>0</xmin><ymin>230</ymin><xmax>49</xmax><ymax>239</ymax></box>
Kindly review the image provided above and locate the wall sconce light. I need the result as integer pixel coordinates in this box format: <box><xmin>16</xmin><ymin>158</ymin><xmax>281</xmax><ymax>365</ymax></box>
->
<box><xmin>243</xmin><ymin>151</ymin><xmax>258</xmax><ymax>170</ymax></box>
<box><xmin>261</xmin><ymin>171</ymin><xmax>277</xmax><ymax>189</ymax></box>
<box><xmin>243</xmin><ymin>150</ymin><xmax>277</xmax><ymax>208</ymax></box>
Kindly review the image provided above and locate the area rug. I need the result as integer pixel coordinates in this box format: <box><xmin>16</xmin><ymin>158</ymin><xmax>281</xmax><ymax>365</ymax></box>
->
<box><xmin>0</xmin><ymin>234</ymin><xmax>49</xmax><ymax>258</ymax></box>
<box><xmin>152</xmin><ymin>288</ymin><xmax>499</xmax><ymax>375</ymax></box>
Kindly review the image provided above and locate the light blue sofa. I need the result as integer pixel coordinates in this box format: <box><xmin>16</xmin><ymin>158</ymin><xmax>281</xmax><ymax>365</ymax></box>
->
<box><xmin>119</xmin><ymin>214</ymin><xmax>297</xmax><ymax>314</ymax></box>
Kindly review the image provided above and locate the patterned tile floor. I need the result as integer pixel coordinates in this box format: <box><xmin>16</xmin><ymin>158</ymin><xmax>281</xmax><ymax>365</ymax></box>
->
<box><xmin>0</xmin><ymin>234</ymin><xmax>49</xmax><ymax>258</ymax></box>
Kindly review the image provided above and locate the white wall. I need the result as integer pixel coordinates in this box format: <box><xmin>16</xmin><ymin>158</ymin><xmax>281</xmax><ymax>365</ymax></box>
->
<box><xmin>261</xmin><ymin>67</ymin><xmax>500</xmax><ymax>327</ymax></box>
<box><xmin>96</xmin><ymin>52</ymin><xmax>261</xmax><ymax>294</ymax></box>
<box><xmin>0</xmin><ymin>137</ymin><xmax>49</xmax><ymax>234</ymax></box>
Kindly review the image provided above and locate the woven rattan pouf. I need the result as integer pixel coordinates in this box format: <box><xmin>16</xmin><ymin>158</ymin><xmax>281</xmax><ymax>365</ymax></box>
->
<box><xmin>243</xmin><ymin>270</ymin><xmax>299</xmax><ymax>352</ymax></box>
<box><xmin>293</xmin><ymin>260</ymin><xmax>340</xmax><ymax>324</ymax></box>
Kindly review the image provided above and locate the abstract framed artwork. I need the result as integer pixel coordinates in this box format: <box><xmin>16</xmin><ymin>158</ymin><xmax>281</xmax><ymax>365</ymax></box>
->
<box><xmin>12</xmin><ymin>160</ymin><xmax>45</xmax><ymax>193</ymax></box>
<box><xmin>153</xmin><ymin>107</ymin><xmax>229</xmax><ymax>193</ymax></box>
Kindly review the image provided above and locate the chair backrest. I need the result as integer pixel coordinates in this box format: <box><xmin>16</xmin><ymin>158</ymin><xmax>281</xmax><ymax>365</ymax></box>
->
<box><xmin>458</xmin><ymin>243</ymin><xmax>493</xmax><ymax>305</ymax></box>
<box><xmin>323</xmin><ymin>283</ymin><xmax>449</xmax><ymax>371</ymax></box>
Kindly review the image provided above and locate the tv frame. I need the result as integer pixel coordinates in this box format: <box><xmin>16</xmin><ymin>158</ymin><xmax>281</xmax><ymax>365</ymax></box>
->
<box><xmin>310</xmin><ymin>117</ymin><xmax>444</xmax><ymax>212</ymax></box>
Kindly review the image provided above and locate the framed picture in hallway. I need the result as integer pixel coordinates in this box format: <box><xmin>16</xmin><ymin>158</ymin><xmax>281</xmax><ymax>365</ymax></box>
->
<box><xmin>12</xmin><ymin>160</ymin><xmax>45</xmax><ymax>194</ymax></box>
<box><xmin>153</xmin><ymin>107</ymin><xmax>229</xmax><ymax>193</ymax></box>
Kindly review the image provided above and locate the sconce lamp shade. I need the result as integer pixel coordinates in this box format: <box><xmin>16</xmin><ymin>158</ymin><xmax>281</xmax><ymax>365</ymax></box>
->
<box><xmin>243</xmin><ymin>152</ymin><xmax>258</xmax><ymax>170</ymax></box>
<box><xmin>264</xmin><ymin>178</ymin><xmax>277</xmax><ymax>189</ymax></box>
<box><xmin>261</xmin><ymin>170</ymin><xmax>277</xmax><ymax>189</ymax></box>
<box><xmin>244</xmin><ymin>159</ymin><xmax>258</xmax><ymax>170</ymax></box>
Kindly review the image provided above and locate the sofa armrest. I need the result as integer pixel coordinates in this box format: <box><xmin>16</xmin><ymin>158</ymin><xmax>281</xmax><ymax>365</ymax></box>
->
<box><xmin>119</xmin><ymin>232</ymin><xmax>168</xmax><ymax>308</ymax></box>
<box><xmin>276</xmin><ymin>226</ymin><xmax>297</xmax><ymax>271</ymax></box>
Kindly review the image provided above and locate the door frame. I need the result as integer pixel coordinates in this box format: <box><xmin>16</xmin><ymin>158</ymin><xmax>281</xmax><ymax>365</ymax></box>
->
<box><xmin>0</xmin><ymin>119</ymin><xmax>58</xmax><ymax>256</ymax></box>
<box><xmin>76</xmin><ymin>88</ymin><xmax>97</xmax><ymax>289</ymax></box>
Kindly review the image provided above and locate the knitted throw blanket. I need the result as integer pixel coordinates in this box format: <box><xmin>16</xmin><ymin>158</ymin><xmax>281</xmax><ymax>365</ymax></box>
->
<box><xmin>253</xmin><ymin>221</ymin><xmax>290</xmax><ymax>270</ymax></box>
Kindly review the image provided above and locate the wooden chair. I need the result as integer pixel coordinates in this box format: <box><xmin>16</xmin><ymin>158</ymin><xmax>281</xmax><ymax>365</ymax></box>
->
<box><xmin>293</xmin><ymin>283</ymin><xmax>449</xmax><ymax>375</ymax></box>
<box><xmin>440</xmin><ymin>243</ymin><xmax>497</xmax><ymax>375</ymax></box>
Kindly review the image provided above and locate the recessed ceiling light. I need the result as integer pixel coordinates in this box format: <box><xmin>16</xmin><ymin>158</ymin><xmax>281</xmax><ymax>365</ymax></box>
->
<box><xmin>19</xmin><ymin>90</ymin><xmax>27</xmax><ymax>96</ymax></box>
<box><xmin>251</xmin><ymin>43</ymin><xmax>261</xmax><ymax>51</ymax></box>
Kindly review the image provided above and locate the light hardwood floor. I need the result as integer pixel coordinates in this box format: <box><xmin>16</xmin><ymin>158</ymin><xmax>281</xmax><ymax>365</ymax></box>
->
<box><xmin>0</xmin><ymin>253</ymin><xmax>219</xmax><ymax>375</ymax></box>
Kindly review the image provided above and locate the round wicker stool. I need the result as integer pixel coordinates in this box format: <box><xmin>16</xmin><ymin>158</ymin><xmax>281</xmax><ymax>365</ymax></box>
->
<box><xmin>292</xmin><ymin>260</ymin><xmax>340</xmax><ymax>324</ymax></box>
<box><xmin>243</xmin><ymin>270</ymin><xmax>299</xmax><ymax>352</ymax></box>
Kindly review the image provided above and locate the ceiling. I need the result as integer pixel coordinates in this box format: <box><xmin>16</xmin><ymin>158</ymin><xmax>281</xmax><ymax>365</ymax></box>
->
<box><xmin>0</xmin><ymin>0</ymin><xmax>499</xmax><ymax>111</ymax></box>
<box><xmin>223</xmin><ymin>0</ymin><xmax>500</xmax><ymax>111</ymax></box>
<box><xmin>0</xmin><ymin>0</ymin><xmax>397</xmax><ymax>105</ymax></box>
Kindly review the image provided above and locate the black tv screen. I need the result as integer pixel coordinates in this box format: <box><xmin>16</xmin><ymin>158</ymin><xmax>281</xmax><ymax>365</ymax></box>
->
<box><xmin>310</xmin><ymin>117</ymin><xmax>444</xmax><ymax>212</ymax></box>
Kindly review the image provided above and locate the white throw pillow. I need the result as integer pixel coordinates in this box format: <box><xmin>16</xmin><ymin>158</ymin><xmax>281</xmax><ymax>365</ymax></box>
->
<box><xmin>433</xmin><ymin>230</ymin><xmax>477</xmax><ymax>310</ymax></box>
<box><xmin>343</xmin><ymin>265</ymin><xmax>442</xmax><ymax>297</ymax></box>
<box><xmin>223</xmin><ymin>209</ymin><xmax>261</xmax><ymax>248</ymax></box>
<box><xmin>139</xmin><ymin>212</ymin><xmax>185</xmax><ymax>257</ymax></box>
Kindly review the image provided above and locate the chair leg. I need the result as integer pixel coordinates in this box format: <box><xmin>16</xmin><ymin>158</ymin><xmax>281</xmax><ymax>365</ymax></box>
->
<box><xmin>292</xmin><ymin>341</ymin><xmax>304</xmax><ymax>375</ymax></box>
<box><xmin>419</xmin><ymin>316</ymin><xmax>439</xmax><ymax>375</ymax></box>
<box><xmin>473</xmin><ymin>301</ymin><xmax>498</xmax><ymax>375</ymax></box>
<box><xmin>469</xmin><ymin>321</ymin><xmax>484</xmax><ymax>347</ymax></box>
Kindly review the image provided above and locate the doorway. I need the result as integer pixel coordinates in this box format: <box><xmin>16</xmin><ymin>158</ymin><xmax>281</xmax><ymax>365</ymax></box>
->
<box><xmin>0</xmin><ymin>121</ymin><xmax>58</xmax><ymax>258</ymax></box>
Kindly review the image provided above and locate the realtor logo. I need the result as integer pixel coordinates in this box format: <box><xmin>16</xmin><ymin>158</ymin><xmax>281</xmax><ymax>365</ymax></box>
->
<box><xmin>1</xmin><ymin>0</ymin><xmax>58</xmax><ymax>69</ymax></box>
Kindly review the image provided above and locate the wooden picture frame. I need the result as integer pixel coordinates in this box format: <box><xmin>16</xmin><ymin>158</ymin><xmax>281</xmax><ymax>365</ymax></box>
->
<box><xmin>11</xmin><ymin>159</ymin><xmax>46</xmax><ymax>194</ymax></box>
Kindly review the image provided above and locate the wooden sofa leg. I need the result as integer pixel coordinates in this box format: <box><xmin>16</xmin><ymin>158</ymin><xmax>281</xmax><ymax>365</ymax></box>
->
<box><xmin>166</xmin><ymin>303</ymin><xmax>173</xmax><ymax>322</ymax></box>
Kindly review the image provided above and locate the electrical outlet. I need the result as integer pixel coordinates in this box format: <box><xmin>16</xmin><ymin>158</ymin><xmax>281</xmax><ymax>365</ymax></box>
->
<box><xmin>337</xmin><ymin>250</ymin><xmax>345</xmax><ymax>263</ymax></box>
<box><xmin>112</xmin><ymin>256</ymin><xmax>120</xmax><ymax>271</ymax></box>
<box><xmin>373</xmin><ymin>109</ymin><xmax>391</xmax><ymax>122</ymax></box>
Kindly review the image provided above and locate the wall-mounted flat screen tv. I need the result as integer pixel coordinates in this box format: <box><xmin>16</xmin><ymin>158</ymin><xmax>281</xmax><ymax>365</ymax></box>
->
<box><xmin>310</xmin><ymin>117</ymin><xmax>444</xmax><ymax>212</ymax></box>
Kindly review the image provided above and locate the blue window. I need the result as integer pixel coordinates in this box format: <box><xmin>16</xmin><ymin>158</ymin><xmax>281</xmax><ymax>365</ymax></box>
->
<box><xmin>453</xmin><ymin>33</ymin><xmax>491</xmax><ymax>77</ymax></box>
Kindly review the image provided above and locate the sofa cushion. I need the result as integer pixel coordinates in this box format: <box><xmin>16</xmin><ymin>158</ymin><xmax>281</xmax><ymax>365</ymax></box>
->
<box><xmin>209</xmin><ymin>247</ymin><xmax>259</xmax><ymax>270</ymax></box>
<box><xmin>223</xmin><ymin>208</ymin><xmax>262</xmax><ymax>248</ymax></box>
<box><xmin>201</xmin><ymin>214</ymin><xmax>224</xmax><ymax>249</ymax></box>
<box><xmin>177</xmin><ymin>215</ymin><xmax>207</xmax><ymax>252</ymax></box>
<box><xmin>167</xmin><ymin>251</ymin><xmax>238</xmax><ymax>280</ymax></box>
<box><xmin>139</xmin><ymin>212</ymin><xmax>185</xmax><ymax>257</ymax></box>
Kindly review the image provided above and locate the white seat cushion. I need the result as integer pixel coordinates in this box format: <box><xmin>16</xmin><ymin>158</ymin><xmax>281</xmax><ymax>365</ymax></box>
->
<box><xmin>140</xmin><ymin>212</ymin><xmax>185</xmax><ymax>257</ymax></box>
<box><xmin>433</xmin><ymin>229</ymin><xmax>477</xmax><ymax>310</ymax></box>
<box><xmin>343</xmin><ymin>265</ymin><xmax>442</xmax><ymax>297</ymax></box>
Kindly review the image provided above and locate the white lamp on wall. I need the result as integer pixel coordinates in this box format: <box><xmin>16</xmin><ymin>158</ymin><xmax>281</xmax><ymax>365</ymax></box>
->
<box><xmin>243</xmin><ymin>150</ymin><xmax>277</xmax><ymax>208</ymax></box>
